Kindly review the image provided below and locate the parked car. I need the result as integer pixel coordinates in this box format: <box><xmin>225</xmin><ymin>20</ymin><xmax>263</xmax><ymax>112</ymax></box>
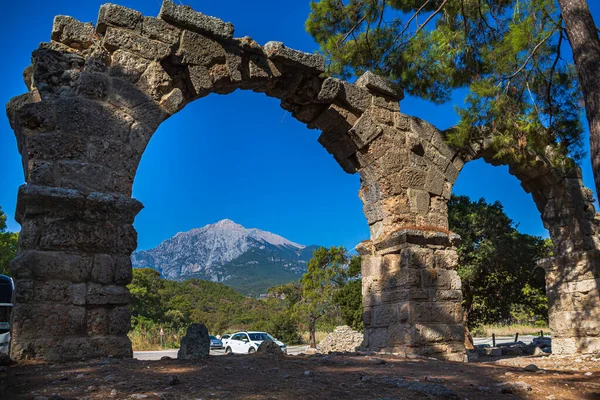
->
<box><xmin>209</xmin><ymin>335</ymin><xmax>223</xmax><ymax>349</ymax></box>
<box><xmin>224</xmin><ymin>331</ymin><xmax>287</xmax><ymax>354</ymax></box>
<box><xmin>0</xmin><ymin>275</ymin><xmax>14</xmax><ymax>354</ymax></box>
<box><xmin>220</xmin><ymin>333</ymin><xmax>232</xmax><ymax>348</ymax></box>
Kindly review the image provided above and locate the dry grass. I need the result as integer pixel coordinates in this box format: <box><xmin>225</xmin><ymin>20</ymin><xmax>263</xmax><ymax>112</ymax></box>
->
<box><xmin>475</xmin><ymin>323</ymin><xmax>551</xmax><ymax>338</ymax></box>
<box><xmin>129</xmin><ymin>329</ymin><xmax>183</xmax><ymax>351</ymax></box>
<box><xmin>300</xmin><ymin>331</ymin><xmax>330</xmax><ymax>345</ymax></box>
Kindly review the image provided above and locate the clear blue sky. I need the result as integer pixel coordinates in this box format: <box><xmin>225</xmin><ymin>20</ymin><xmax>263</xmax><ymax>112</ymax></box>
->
<box><xmin>1</xmin><ymin>1</ymin><xmax>599</xmax><ymax>251</ymax></box>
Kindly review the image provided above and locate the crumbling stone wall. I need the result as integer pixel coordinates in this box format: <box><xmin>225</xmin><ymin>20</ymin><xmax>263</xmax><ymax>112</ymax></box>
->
<box><xmin>5</xmin><ymin>0</ymin><xmax>600</xmax><ymax>361</ymax></box>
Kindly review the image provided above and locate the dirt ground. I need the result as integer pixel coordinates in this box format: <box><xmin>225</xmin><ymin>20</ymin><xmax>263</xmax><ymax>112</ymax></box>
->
<box><xmin>1</xmin><ymin>352</ymin><xmax>599</xmax><ymax>400</ymax></box>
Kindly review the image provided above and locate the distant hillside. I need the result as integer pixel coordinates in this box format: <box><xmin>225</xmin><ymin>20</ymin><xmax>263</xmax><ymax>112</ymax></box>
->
<box><xmin>132</xmin><ymin>219</ymin><xmax>320</xmax><ymax>295</ymax></box>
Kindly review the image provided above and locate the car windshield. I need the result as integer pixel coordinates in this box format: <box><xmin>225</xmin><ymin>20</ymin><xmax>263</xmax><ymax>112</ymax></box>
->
<box><xmin>249</xmin><ymin>333</ymin><xmax>275</xmax><ymax>341</ymax></box>
<box><xmin>209</xmin><ymin>336</ymin><xmax>218</xmax><ymax>340</ymax></box>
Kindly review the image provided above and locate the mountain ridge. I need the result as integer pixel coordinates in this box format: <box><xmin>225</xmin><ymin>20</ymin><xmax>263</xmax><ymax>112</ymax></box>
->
<box><xmin>132</xmin><ymin>219</ymin><xmax>319</xmax><ymax>295</ymax></box>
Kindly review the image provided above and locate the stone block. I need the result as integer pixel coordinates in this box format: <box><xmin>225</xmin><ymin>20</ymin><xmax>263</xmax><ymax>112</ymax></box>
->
<box><xmin>316</xmin><ymin>77</ymin><xmax>342</xmax><ymax>102</ymax></box>
<box><xmin>264</xmin><ymin>41</ymin><xmax>325</xmax><ymax>73</ymax></box>
<box><xmin>408</xmin><ymin>188</ymin><xmax>430</xmax><ymax>214</ymax></box>
<box><xmin>160</xmin><ymin>88</ymin><xmax>186</xmax><ymax>115</ymax></box>
<box><xmin>109</xmin><ymin>306</ymin><xmax>131</xmax><ymax>334</ymax></box>
<box><xmin>177</xmin><ymin>323</ymin><xmax>210</xmax><ymax>359</ymax></box>
<box><xmin>72</xmin><ymin>283</ymin><xmax>86</xmax><ymax>305</ymax></box>
<box><xmin>103</xmin><ymin>27</ymin><xmax>172</xmax><ymax>61</ymax></box>
<box><xmin>552</xmin><ymin>337</ymin><xmax>600</xmax><ymax>355</ymax></box>
<box><xmin>51</xmin><ymin>16</ymin><xmax>95</xmax><ymax>49</ymax></box>
<box><xmin>398</xmin><ymin>168</ymin><xmax>426</xmax><ymax>189</ymax></box>
<box><xmin>349</xmin><ymin>110</ymin><xmax>383</xmax><ymax>149</ymax></box>
<box><xmin>56</xmin><ymin>161</ymin><xmax>112</xmax><ymax>195</ymax></box>
<box><xmin>55</xmin><ymin>97</ymin><xmax>133</xmax><ymax>140</ymax></box>
<box><xmin>28</xmin><ymin>161</ymin><xmax>54</xmax><ymax>186</ymax></box>
<box><xmin>365</xmin><ymin>327</ymin><xmax>388</xmax><ymax>349</ymax></box>
<box><xmin>10</xmin><ymin>250</ymin><xmax>92</xmax><ymax>282</ymax></box>
<box><xmin>177</xmin><ymin>30</ymin><xmax>226</xmax><ymax>66</ymax></box>
<box><xmin>362</xmin><ymin>255</ymin><xmax>383</xmax><ymax>277</ymax></box>
<box><xmin>78</xmin><ymin>72</ymin><xmax>109</xmax><ymax>99</ymax></box>
<box><xmin>431</xmin><ymin>289</ymin><xmax>462</xmax><ymax>301</ymax></box>
<box><xmin>188</xmin><ymin>65</ymin><xmax>213</xmax><ymax>96</ymax></box>
<box><xmin>159</xmin><ymin>0</ymin><xmax>234</xmax><ymax>40</ymax></box>
<box><xmin>39</xmin><ymin>219</ymin><xmax>137</xmax><ymax>253</ymax></box>
<box><xmin>110</xmin><ymin>50</ymin><xmax>151</xmax><ymax>83</ymax></box>
<box><xmin>371</xmin><ymin>303</ymin><xmax>410</xmax><ymax>327</ymax></box>
<box><xmin>425</xmin><ymin>168</ymin><xmax>445</xmax><ymax>196</ymax></box>
<box><xmin>11</xmin><ymin>303</ymin><xmax>86</xmax><ymax>339</ymax></box>
<box><xmin>339</xmin><ymin>82</ymin><xmax>371</xmax><ymax>113</ymax></box>
<box><xmin>142</xmin><ymin>16</ymin><xmax>181</xmax><ymax>45</ymax></box>
<box><xmin>400</xmin><ymin>247</ymin><xmax>434</xmax><ymax>269</ymax></box>
<box><xmin>414</xmin><ymin>323</ymin><xmax>464</xmax><ymax>344</ymax></box>
<box><xmin>318</xmin><ymin>129</ymin><xmax>357</xmax><ymax>161</ymax></box>
<box><xmin>15</xmin><ymin>101</ymin><xmax>56</xmax><ymax>134</ymax></box>
<box><xmin>434</xmin><ymin>250</ymin><xmax>459</xmax><ymax>270</ymax></box>
<box><xmin>26</xmin><ymin>132</ymin><xmax>86</xmax><ymax>163</ymax></box>
<box><xmin>86</xmin><ymin>283</ymin><xmax>131</xmax><ymax>305</ymax></box>
<box><xmin>87</xmin><ymin>307</ymin><xmax>109</xmax><ymax>335</ymax></box>
<box><xmin>356</xmin><ymin>71</ymin><xmax>404</xmax><ymax>100</ymax></box>
<box><xmin>97</xmin><ymin>3</ymin><xmax>143</xmax><ymax>34</ymax></box>
<box><xmin>445</xmin><ymin>161</ymin><xmax>460</xmax><ymax>183</ymax></box>
<box><xmin>422</xmin><ymin>269</ymin><xmax>460</xmax><ymax>290</ymax></box>
<box><xmin>372</xmin><ymin>95</ymin><xmax>400</xmax><ymax>112</ymax></box>
<box><xmin>413</xmin><ymin>303</ymin><xmax>463</xmax><ymax>324</ymax></box>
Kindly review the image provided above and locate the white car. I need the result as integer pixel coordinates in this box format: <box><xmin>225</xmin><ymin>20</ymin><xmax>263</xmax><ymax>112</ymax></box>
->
<box><xmin>220</xmin><ymin>333</ymin><xmax>232</xmax><ymax>348</ymax></box>
<box><xmin>224</xmin><ymin>331</ymin><xmax>287</xmax><ymax>354</ymax></box>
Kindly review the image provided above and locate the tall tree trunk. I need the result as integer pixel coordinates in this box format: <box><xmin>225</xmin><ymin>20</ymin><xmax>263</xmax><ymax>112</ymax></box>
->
<box><xmin>558</xmin><ymin>0</ymin><xmax>600</xmax><ymax>195</ymax></box>
<box><xmin>308</xmin><ymin>315</ymin><xmax>317</xmax><ymax>348</ymax></box>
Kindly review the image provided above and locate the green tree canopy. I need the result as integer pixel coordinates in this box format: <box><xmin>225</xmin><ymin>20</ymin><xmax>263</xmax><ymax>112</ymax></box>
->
<box><xmin>307</xmin><ymin>0</ymin><xmax>583</xmax><ymax>164</ymax></box>
<box><xmin>273</xmin><ymin>246</ymin><xmax>349</xmax><ymax>348</ymax></box>
<box><xmin>448</xmin><ymin>195</ymin><xmax>551</xmax><ymax>328</ymax></box>
<box><xmin>0</xmin><ymin>206</ymin><xmax>18</xmax><ymax>276</ymax></box>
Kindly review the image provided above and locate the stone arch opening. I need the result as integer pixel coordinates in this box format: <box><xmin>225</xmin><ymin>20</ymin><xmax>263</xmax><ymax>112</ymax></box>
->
<box><xmin>6</xmin><ymin>0</ymin><xmax>599</xmax><ymax>362</ymax></box>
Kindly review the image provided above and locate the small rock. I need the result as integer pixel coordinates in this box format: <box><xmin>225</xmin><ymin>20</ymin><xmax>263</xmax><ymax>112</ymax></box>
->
<box><xmin>303</xmin><ymin>370</ymin><xmax>313</xmax><ymax>377</ymax></box>
<box><xmin>524</xmin><ymin>364</ymin><xmax>539</xmax><ymax>372</ymax></box>
<box><xmin>546</xmin><ymin>395</ymin><xmax>557</xmax><ymax>400</ymax></box>
<box><xmin>496</xmin><ymin>381</ymin><xmax>532</xmax><ymax>394</ymax></box>
<box><xmin>584</xmin><ymin>372</ymin><xmax>593</xmax><ymax>376</ymax></box>
<box><xmin>281</xmin><ymin>373</ymin><xmax>290</xmax><ymax>379</ymax></box>
<box><xmin>369</xmin><ymin>357</ymin><xmax>386</xmax><ymax>365</ymax></box>
<box><xmin>130</xmin><ymin>395</ymin><xmax>149</xmax><ymax>400</ymax></box>
<box><xmin>477</xmin><ymin>386</ymin><xmax>490</xmax><ymax>392</ymax></box>
<box><xmin>168</xmin><ymin>375</ymin><xmax>180</xmax><ymax>386</ymax></box>
<box><xmin>110</xmin><ymin>389</ymin><xmax>118</xmax><ymax>396</ymax></box>
<box><xmin>160</xmin><ymin>356</ymin><xmax>172</xmax><ymax>361</ymax></box>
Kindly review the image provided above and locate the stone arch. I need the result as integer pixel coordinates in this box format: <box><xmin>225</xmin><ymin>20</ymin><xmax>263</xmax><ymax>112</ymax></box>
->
<box><xmin>356</xmin><ymin>113</ymin><xmax>600</xmax><ymax>359</ymax></box>
<box><xmin>6</xmin><ymin>0</ymin><xmax>599</xmax><ymax>361</ymax></box>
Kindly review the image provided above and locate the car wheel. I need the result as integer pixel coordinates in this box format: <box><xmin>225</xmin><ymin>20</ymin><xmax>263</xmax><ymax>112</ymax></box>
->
<box><xmin>225</xmin><ymin>347</ymin><xmax>232</xmax><ymax>354</ymax></box>
<box><xmin>248</xmin><ymin>347</ymin><xmax>256</xmax><ymax>354</ymax></box>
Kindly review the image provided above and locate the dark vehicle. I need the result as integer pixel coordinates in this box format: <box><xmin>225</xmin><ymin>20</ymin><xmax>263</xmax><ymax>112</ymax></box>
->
<box><xmin>209</xmin><ymin>335</ymin><xmax>223</xmax><ymax>349</ymax></box>
<box><xmin>0</xmin><ymin>275</ymin><xmax>15</xmax><ymax>353</ymax></box>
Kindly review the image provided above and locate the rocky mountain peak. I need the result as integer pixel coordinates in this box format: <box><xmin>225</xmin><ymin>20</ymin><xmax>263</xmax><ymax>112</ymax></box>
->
<box><xmin>132</xmin><ymin>219</ymin><xmax>319</xmax><ymax>295</ymax></box>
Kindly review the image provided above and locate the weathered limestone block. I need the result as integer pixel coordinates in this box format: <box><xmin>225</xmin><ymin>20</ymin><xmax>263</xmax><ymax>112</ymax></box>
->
<box><xmin>159</xmin><ymin>0</ymin><xmax>234</xmax><ymax>40</ymax></box>
<box><xmin>110</xmin><ymin>50</ymin><xmax>152</xmax><ymax>83</ymax></box>
<box><xmin>51</xmin><ymin>16</ymin><xmax>95</xmax><ymax>49</ymax></box>
<box><xmin>177</xmin><ymin>30</ymin><xmax>226</xmax><ymax>66</ymax></box>
<box><xmin>178</xmin><ymin>323</ymin><xmax>210</xmax><ymax>359</ymax></box>
<box><xmin>356</xmin><ymin>71</ymin><xmax>404</xmax><ymax>100</ymax></box>
<box><xmin>103</xmin><ymin>27</ymin><xmax>172</xmax><ymax>61</ymax></box>
<box><xmin>97</xmin><ymin>3</ymin><xmax>143</xmax><ymax>34</ymax></box>
<box><xmin>349</xmin><ymin>109</ymin><xmax>384</xmax><ymax>149</ymax></box>
<box><xmin>142</xmin><ymin>16</ymin><xmax>181</xmax><ymax>45</ymax></box>
<box><xmin>264</xmin><ymin>41</ymin><xmax>325</xmax><ymax>73</ymax></box>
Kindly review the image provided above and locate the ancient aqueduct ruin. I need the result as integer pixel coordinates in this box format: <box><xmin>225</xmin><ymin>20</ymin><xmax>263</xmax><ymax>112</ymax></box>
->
<box><xmin>5</xmin><ymin>0</ymin><xmax>600</xmax><ymax>362</ymax></box>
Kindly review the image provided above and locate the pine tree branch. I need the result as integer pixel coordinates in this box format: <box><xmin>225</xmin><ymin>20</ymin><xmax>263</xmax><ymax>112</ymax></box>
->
<box><xmin>414</xmin><ymin>0</ymin><xmax>449</xmax><ymax>37</ymax></box>
<box><xmin>503</xmin><ymin>25</ymin><xmax>559</xmax><ymax>80</ymax></box>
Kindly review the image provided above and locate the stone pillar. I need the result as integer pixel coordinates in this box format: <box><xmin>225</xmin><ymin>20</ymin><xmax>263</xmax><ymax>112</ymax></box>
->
<box><xmin>9</xmin><ymin>185</ymin><xmax>142</xmax><ymax>361</ymax></box>
<box><xmin>358</xmin><ymin>229</ymin><xmax>465</xmax><ymax>361</ymax></box>
<box><xmin>540</xmin><ymin>250</ymin><xmax>600</xmax><ymax>354</ymax></box>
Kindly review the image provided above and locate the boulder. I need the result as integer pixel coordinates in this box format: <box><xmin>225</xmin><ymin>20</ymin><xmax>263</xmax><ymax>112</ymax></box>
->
<box><xmin>257</xmin><ymin>340</ymin><xmax>283</xmax><ymax>357</ymax></box>
<box><xmin>177</xmin><ymin>323</ymin><xmax>210</xmax><ymax>360</ymax></box>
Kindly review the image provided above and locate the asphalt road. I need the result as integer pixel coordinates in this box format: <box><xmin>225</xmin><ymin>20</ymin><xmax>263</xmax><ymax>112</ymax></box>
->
<box><xmin>134</xmin><ymin>336</ymin><xmax>549</xmax><ymax>360</ymax></box>
<box><xmin>134</xmin><ymin>345</ymin><xmax>309</xmax><ymax>360</ymax></box>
